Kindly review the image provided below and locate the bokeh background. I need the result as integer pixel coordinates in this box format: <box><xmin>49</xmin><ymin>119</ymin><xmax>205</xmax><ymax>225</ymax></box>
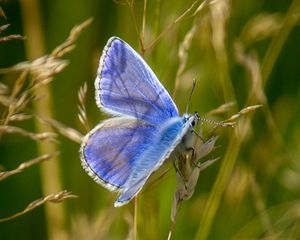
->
<box><xmin>1</xmin><ymin>0</ymin><xmax>300</xmax><ymax>239</ymax></box>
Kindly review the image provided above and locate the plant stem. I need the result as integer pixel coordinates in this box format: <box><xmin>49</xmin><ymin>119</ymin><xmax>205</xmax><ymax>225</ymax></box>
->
<box><xmin>195</xmin><ymin>126</ymin><xmax>242</xmax><ymax>240</ymax></box>
<box><xmin>261</xmin><ymin>0</ymin><xmax>300</xmax><ymax>87</ymax></box>
<box><xmin>19</xmin><ymin>0</ymin><xmax>66</xmax><ymax>239</ymax></box>
<box><xmin>134</xmin><ymin>196</ymin><xmax>138</xmax><ymax>240</ymax></box>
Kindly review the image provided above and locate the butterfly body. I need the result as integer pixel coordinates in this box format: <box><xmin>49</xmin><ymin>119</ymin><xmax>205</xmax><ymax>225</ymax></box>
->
<box><xmin>80</xmin><ymin>37</ymin><xmax>198</xmax><ymax>207</ymax></box>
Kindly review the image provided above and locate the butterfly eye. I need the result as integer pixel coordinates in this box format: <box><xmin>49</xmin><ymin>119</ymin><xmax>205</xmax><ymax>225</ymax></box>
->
<box><xmin>191</xmin><ymin>120</ymin><xmax>196</xmax><ymax>127</ymax></box>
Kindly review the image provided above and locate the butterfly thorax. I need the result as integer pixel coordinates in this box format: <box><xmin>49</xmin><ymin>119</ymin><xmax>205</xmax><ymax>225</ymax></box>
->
<box><xmin>174</xmin><ymin>112</ymin><xmax>200</xmax><ymax>157</ymax></box>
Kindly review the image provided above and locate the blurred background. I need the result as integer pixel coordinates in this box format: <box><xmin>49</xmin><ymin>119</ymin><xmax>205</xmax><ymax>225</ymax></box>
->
<box><xmin>1</xmin><ymin>0</ymin><xmax>300</xmax><ymax>239</ymax></box>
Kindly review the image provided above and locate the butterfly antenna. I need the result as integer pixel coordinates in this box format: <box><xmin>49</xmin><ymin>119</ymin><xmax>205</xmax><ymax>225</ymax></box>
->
<box><xmin>185</xmin><ymin>79</ymin><xmax>197</xmax><ymax>114</ymax></box>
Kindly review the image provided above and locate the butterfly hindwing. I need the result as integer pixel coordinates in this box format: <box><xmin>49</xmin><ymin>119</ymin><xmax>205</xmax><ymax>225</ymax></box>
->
<box><xmin>80</xmin><ymin>117</ymin><xmax>158</xmax><ymax>191</ymax></box>
<box><xmin>95</xmin><ymin>37</ymin><xmax>179</xmax><ymax>125</ymax></box>
<box><xmin>115</xmin><ymin>117</ymin><xmax>192</xmax><ymax>206</ymax></box>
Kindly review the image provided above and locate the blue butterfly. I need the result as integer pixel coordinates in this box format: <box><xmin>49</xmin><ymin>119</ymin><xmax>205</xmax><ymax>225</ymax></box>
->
<box><xmin>80</xmin><ymin>37</ymin><xmax>199</xmax><ymax>207</ymax></box>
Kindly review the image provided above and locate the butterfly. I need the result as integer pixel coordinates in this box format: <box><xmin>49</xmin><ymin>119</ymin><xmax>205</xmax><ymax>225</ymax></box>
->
<box><xmin>80</xmin><ymin>37</ymin><xmax>199</xmax><ymax>207</ymax></box>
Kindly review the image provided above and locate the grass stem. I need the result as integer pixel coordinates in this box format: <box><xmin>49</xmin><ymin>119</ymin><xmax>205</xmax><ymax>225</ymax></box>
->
<box><xmin>19</xmin><ymin>0</ymin><xmax>66</xmax><ymax>239</ymax></box>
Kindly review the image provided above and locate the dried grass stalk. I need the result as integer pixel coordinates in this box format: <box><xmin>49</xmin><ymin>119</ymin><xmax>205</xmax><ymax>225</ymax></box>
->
<box><xmin>0</xmin><ymin>23</ymin><xmax>25</xmax><ymax>42</ymax></box>
<box><xmin>0</xmin><ymin>57</ymin><xmax>68</xmax><ymax>85</ymax></box>
<box><xmin>0</xmin><ymin>95</ymin><xmax>13</xmax><ymax>107</ymax></box>
<box><xmin>0</xmin><ymin>22</ymin><xmax>25</xmax><ymax>42</ymax></box>
<box><xmin>234</xmin><ymin>42</ymin><xmax>266</xmax><ymax>104</ymax></box>
<box><xmin>0</xmin><ymin>82</ymin><xmax>8</xmax><ymax>93</ymax></box>
<box><xmin>0</xmin><ymin>18</ymin><xmax>93</xmax><ymax>88</ymax></box>
<box><xmin>10</xmin><ymin>71</ymin><xmax>28</xmax><ymax>98</ymax></box>
<box><xmin>0</xmin><ymin>190</ymin><xmax>77</xmax><ymax>222</ymax></box>
<box><xmin>192</xmin><ymin>0</ymin><xmax>210</xmax><ymax>16</ymax></box>
<box><xmin>8</xmin><ymin>113</ymin><xmax>32</xmax><ymax>122</ymax></box>
<box><xmin>39</xmin><ymin>117</ymin><xmax>83</xmax><ymax>144</ymax></box>
<box><xmin>205</xmin><ymin>103</ymin><xmax>262</xmax><ymax>128</ymax></box>
<box><xmin>1</xmin><ymin>72</ymin><xmax>30</xmax><ymax>126</ymax></box>
<box><xmin>206</xmin><ymin>101</ymin><xmax>236</xmax><ymax>116</ymax></box>
<box><xmin>77</xmin><ymin>82</ymin><xmax>90</xmax><ymax>132</ymax></box>
<box><xmin>240</xmin><ymin>13</ymin><xmax>283</xmax><ymax>47</ymax></box>
<box><xmin>0</xmin><ymin>24</ymin><xmax>10</xmax><ymax>33</ymax></box>
<box><xmin>173</xmin><ymin>24</ymin><xmax>197</xmax><ymax>99</ymax></box>
<box><xmin>0</xmin><ymin>152</ymin><xmax>59</xmax><ymax>181</ymax></box>
<box><xmin>0</xmin><ymin>6</ymin><xmax>6</xmax><ymax>19</ymax></box>
<box><xmin>0</xmin><ymin>34</ymin><xmax>25</xmax><ymax>42</ymax></box>
<box><xmin>146</xmin><ymin>0</ymin><xmax>206</xmax><ymax>51</ymax></box>
<box><xmin>71</xmin><ymin>207</ymin><xmax>117</xmax><ymax>240</ymax></box>
<box><xmin>51</xmin><ymin>18</ymin><xmax>93</xmax><ymax>58</ymax></box>
<box><xmin>168</xmin><ymin>132</ymin><xmax>218</xmax><ymax>240</ymax></box>
<box><xmin>171</xmin><ymin>135</ymin><xmax>218</xmax><ymax>223</ymax></box>
<box><xmin>224</xmin><ymin>105</ymin><xmax>262</xmax><ymax>123</ymax></box>
<box><xmin>0</xmin><ymin>125</ymin><xmax>58</xmax><ymax>142</ymax></box>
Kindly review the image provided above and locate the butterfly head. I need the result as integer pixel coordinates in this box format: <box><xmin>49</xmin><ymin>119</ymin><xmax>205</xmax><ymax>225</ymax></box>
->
<box><xmin>183</xmin><ymin>111</ymin><xmax>200</xmax><ymax>128</ymax></box>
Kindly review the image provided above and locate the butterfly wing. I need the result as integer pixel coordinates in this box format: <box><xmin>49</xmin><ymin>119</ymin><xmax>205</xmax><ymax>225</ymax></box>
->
<box><xmin>82</xmin><ymin>37</ymin><xmax>192</xmax><ymax>206</ymax></box>
<box><xmin>115</xmin><ymin>116</ymin><xmax>193</xmax><ymax>207</ymax></box>
<box><xmin>80</xmin><ymin>117</ymin><xmax>158</xmax><ymax>191</ymax></box>
<box><xmin>95</xmin><ymin>37</ymin><xmax>179</xmax><ymax>125</ymax></box>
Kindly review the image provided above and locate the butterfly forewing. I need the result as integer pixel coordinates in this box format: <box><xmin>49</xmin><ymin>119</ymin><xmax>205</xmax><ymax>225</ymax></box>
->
<box><xmin>96</xmin><ymin>37</ymin><xmax>179</xmax><ymax>125</ymax></box>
